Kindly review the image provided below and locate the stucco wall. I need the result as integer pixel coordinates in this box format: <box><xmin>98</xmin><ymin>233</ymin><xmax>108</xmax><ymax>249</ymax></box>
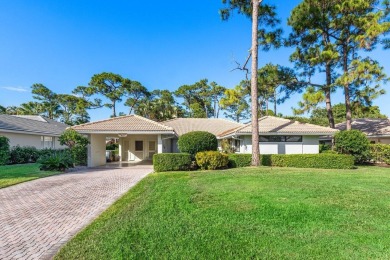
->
<box><xmin>0</xmin><ymin>131</ymin><xmax>64</xmax><ymax>149</ymax></box>
<box><xmin>368</xmin><ymin>137</ymin><xmax>390</xmax><ymax>144</ymax></box>
<box><xmin>235</xmin><ymin>135</ymin><xmax>319</xmax><ymax>155</ymax></box>
<box><xmin>88</xmin><ymin>134</ymin><xmax>106</xmax><ymax>167</ymax></box>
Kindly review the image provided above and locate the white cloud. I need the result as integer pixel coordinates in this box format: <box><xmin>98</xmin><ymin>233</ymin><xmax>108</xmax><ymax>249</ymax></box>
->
<box><xmin>1</xmin><ymin>86</ymin><xmax>29</xmax><ymax>92</ymax></box>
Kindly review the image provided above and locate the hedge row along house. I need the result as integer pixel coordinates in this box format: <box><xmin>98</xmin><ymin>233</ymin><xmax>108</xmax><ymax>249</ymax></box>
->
<box><xmin>71</xmin><ymin>115</ymin><xmax>338</xmax><ymax>167</ymax></box>
<box><xmin>0</xmin><ymin>115</ymin><xmax>68</xmax><ymax>149</ymax></box>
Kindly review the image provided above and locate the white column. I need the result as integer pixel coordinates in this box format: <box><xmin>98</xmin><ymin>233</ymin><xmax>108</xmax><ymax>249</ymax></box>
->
<box><xmin>118</xmin><ymin>137</ymin><xmax>122</xmax><ymax>161</ymax></box>
<box><xmin>157</xmin><ymin>134</ymin><xmax>163</xmax><ymax>153</ymax></box>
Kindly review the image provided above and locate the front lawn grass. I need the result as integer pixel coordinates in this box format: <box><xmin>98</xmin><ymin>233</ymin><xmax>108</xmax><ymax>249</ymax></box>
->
<box><xmin>56</xmin><ymin>166</ymin><xmax>390</xmax><ymax>259</ymax></box>
<box><xmin>0</xmin><ymin>163</ymin><xmax>60</xmax><ymax>188</ymax></box>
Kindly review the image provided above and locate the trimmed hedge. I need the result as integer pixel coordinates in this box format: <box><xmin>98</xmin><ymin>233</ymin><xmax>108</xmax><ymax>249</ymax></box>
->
<box><xmin>178</xmin><ymin>131</ymin><xmax>218</xmax><ymax>158</ymax></box>
<box><xmin>0</xmin><ymin>136</ymin><xmax>10</xmax><ymax>165</ymax></box>
<box><xmin>228</xmin><ymin>153</ymin><xmax>355</xmax><ymax>169</ymax></box>
<box><xmin>153</xmin><ymin>153</ymin><xmax>192</xmax><ymax>172</ymax></box>
<box><xmin>195</xmin><ymin>151</ymin><xmax>229</xmax><ymax>170</ymax></box>
<box><xmin>9</xmin><ymin>146</ymin><xmax>40</xmax><ymax>164</ymax></box>
<box><xmin>370</xmin><ymin>144</ymin><xmax>390</xmax><ymax>165</ymax></box>
<box><xmin>228</xmin><ymin>154</ymin><xmax>253</xmax><ymax>168</ymax></box>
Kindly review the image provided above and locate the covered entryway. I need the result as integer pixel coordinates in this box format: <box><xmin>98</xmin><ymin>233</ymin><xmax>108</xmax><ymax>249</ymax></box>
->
<box><xmin>71</xmin><ymin>115</ymin><xmax>176</xmax><ymax>167</ymax></box>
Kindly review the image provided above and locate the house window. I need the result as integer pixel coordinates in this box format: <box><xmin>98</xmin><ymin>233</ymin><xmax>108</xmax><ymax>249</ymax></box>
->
<box><xmin>135</xmin><ymin>141</ymin><xmax>143</xmax><ymax>151</ymax></box>
<box><xmin>259</xmin><ymin>136</ymin><xmax>302</xmax><ymax>143</ymax></box>
<box><xmin>41</xmin><ymin>136</ymin><xmax>54</xmax><ymax>148</ymax></box>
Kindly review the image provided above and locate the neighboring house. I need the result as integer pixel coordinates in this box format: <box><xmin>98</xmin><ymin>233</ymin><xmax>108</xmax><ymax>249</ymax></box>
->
<box><xmin>0</xmin><ymin>115</ymin><xmax>68</xmax><ymax>149</ymax></box>
<box><xmin>71</xmin><ymin>115</ymin><xmax>337</xmax><ymax>167</ymax></box>
<box><xmin>334</xmin><ymin>118</ymin><xmax>390</xmax><ymax>144</ymax></box>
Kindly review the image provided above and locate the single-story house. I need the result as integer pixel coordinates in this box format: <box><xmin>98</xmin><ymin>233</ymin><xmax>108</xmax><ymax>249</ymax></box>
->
<box><xmin>334</xmin><ymin>118</ymin><xmax>390</xmax><ymax>144</ymax></box>
<box><xmin>0</xmin><ymin>115</ymin><xmax>68</xmax><ymax>149</ymax></box>
<box><xmin>71</xmin><ymin>115</ymin><xmax>337</xmax><ymax>167</ymax></box>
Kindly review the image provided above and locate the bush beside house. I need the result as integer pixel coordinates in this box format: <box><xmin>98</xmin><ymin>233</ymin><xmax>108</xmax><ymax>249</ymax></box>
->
<box><xmin>195</xmin><ymin>151</ymin><xmax>229</xmax><ymax>170</ymax></box>
<box><xmin>228</xmin><ymin>153</ymin><xmax>355</xmax><ymax>169</ymax></box>
<box><xmin>334</xmin><ymin>130</ymin><xmax>371</xmax><ymax>164</ymax></box>
<box><xmin>370</xmin><ymin>144</ymin><xmax>390</xmax><ymax>165</ymax></box>
<box><xmin>153</xmin><ymin>153</ymin><xmax>192</xmax><ymax>172</ymax></box>
<box><xmin>0</xmin><ymin>136</ymin><xmax>10</xmax><ymax>165</ymax></box>
<box><xmin>177</xmin><ymin>131</ymin><xmax>218</xmax><ymax>158</ymax></box>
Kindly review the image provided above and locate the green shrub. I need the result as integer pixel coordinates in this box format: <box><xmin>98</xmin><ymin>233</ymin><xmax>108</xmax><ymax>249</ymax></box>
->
<box><xmin>178</xmin><ymin>131</ymin><xmax>218</xmax><ymax>158</ymax></box>
<box><xmin>59</xmin><ymin>129</ymin><xmax>89</xmax><ymax>166</ymax></box>
<box><xmin>38</xmin><ymin>150</ymin><xmax>74</xmax><ymax>171</ymax></box>
<box><xmin>106</xmin><ymin>143</ymin><xmax>119</xmax><ymax>150</ymax></box>
<box><xmin>0</xmin><ymin>136</ymin><xmax>10</xmax><ymax>165</ymax></box>
<box><xmin>195</xmin><ymin>151</ymin><xmax>229</xmax><ymax>170</ymax></box>
<box><xmin>153</xmin><ymin>153</ymin><xmax>192</xmax><ymax>172</ymax></box>
<box><xmin>261</xmin><ymin>154</ymin><xmax>355</xmax><ymax>169</ymax></box>
<box><xmin>334</xmin><ymin>130</ymin><xmax>371</xmax><ymax>164</ymax></box>
<box><xmin>228</xmin><ymin>153</ymin><xmax>354</xmax><ymax>169</ymax></box>
<box><xmin>72</xmin><ymin>146</ymin><xmax>88</xmax><ymax>166</ymax></box>
<box><xmin>9</xmin><ymin>146</ymin><xmax>40</xmax><ymax>164</ymax></box>
<box><xmin>228</xmin><ymin>154</ymin><xmax>253</xmax><ymax>168</ymax></box>
<box><xmin>370</xmin><ymin>144</ymin><xmax>390</xmax><ymax>165</ymax></box>
<box><xmin>319</xmin><ymin>144</ymin><xmax>332</xmax><ymax>153</ymax></box>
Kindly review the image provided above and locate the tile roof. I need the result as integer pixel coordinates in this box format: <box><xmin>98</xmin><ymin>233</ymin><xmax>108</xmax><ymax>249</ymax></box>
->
<box><xmin>219</xmin><ymin>116</ymin><xmax>338</xmax><ymax>137</ymax></box>
<box><xmin>161</xmin><ymin>118</ymin><xmax>244</xmax><ymax>136</ymax></box>
<box><xmin>71</xmin><ymin>115</ymin><xmax>174</xmax><ymax>133</ymax></box>
<box><xmin>0</xmin><ymin>115</ymin><xmax>68</xmax><ymax>136</ymax></box>
<box><xmin>335</xmin><ymin>118</ymin><xmax>390</xmax><ymax>136</ymax></box>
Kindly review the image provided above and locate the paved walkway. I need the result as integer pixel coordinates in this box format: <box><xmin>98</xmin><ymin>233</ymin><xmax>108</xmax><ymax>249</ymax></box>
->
<box><xmin>0</xmin><ymin>165</ymin><xmax>153</xmax><ymax>259</ymax></box>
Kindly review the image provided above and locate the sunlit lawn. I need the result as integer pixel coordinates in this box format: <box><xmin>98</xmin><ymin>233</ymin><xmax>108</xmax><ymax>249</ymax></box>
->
<box><xmin>0</xmin><ymin>163</ymin><xmax>60</xmax><ymax>188</ymax></box>
<box><xmin>56</xmin><ymin>166</ymin><xmax>390</xmax><ymax>259</ymax></box>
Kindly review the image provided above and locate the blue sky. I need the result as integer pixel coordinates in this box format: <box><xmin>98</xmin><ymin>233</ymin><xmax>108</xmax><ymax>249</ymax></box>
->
<box><xmin>0</xmin><ymin>0</ymin><xmax>388</xmax><ymax>121</ymax></box>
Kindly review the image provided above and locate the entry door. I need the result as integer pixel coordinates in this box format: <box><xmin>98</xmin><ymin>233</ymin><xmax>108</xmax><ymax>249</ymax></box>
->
<box><xmin>148</xmin><ymin>141</ymin><xmax>156</xmax><ymax>159</ymax></box>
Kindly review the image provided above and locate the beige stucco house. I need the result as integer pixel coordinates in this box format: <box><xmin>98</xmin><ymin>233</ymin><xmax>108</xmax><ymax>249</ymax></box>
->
<box><xmin>0</xmin><ymin>115</ymin><xmax>68</xmax><ymax>149</ymax></box>
<box><xmin>72</xmin><ymin>115</ymin><xmax>338</xmax><ymax>167</ymax></box>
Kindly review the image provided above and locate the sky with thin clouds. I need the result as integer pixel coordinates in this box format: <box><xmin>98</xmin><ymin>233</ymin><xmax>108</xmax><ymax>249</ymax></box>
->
<box><xmin>0</xmin><ymin>0</ymin><xmax>388</xmax><ymax>120</ymax></box>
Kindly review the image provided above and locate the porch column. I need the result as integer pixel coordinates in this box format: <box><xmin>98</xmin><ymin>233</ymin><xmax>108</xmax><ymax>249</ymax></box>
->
<box><xmin>87</xmin><ymin>134</ymin><xmax>106</xmax><ymax>167</ymax></box>
<box><xmin>157</xmin><ymin>134</ymin><xmax>163</xmax><ymax>153</ymax></box>
<box><xmin>118</xmin><ymin>137</ymin><xmax>123</xmax><ymax>161</ymax></box>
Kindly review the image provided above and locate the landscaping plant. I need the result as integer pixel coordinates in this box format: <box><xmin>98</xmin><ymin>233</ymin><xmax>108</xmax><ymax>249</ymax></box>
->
<box><xmin>195</xmin><ymin>151</ymin><xmax>229</xmax><ymax>170</ymax></box>
<box><xmin>370</xmin><ymin>144</ymin><xmax>390</xmax><ymax>165</ymax></box>
<box><xmin>9</xmin><ymin>146</ymin><xmax>40</xmax><ymax>164</ymax></box>
<box><xmin>59</xmin><ymin>129</ymin><xmax>89</xmax><ymax>166</ymax></box>
<box><xmin>334</xmin><ymin>130</ymin><xmax>371</xmax><ymax>164</ymax></box>
<box><xmin>0</xmin><ymin>136</ymin><xmax>10</xmax><ymax>165</ymax></box>
<box><xmin>38</xmin><ymin>151</ymin><xmax>74</xmax><ymax>171</ymax></box>
<box><xmin>177</xmin><ymin>131</ymin><xmax>218</xmax><ymax>158</ymax></box>
<box><xmin>153</xmin><ymin>153</ymin><xmax>192</xmax><ymax>172</ymax></box>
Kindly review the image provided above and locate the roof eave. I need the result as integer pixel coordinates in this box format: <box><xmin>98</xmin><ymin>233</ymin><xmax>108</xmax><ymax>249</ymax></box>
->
<box><xmin>73</xmin><ymin>130</ymin><xmax>176</xmax><ymax>135</ymax></box>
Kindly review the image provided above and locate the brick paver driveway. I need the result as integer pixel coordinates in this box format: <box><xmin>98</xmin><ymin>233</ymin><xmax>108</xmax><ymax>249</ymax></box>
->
<box><xmin>0</xmin><ymin>164</ymin><xmax>153</xmax><ymax>259</ymax></box>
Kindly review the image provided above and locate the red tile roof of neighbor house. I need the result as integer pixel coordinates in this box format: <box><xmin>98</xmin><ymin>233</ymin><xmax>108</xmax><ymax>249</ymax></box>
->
<box><xmin>335</xmin><ymin>118</ymin><xmax>390</xmax><ymax>137</ymax></box>
<box><xmin>218</xmin><ymin>116</ymin><xmax>338</xmax><ymax>137</ymax></box>
<box><xmin>71</xmin><ymin>115</ymin><xmax>174</xmax><ymax>133</ymax></box>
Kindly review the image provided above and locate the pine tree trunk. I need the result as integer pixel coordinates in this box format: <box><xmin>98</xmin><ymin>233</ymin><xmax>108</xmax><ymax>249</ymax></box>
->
<box><xmin>112</xmin><ymin>101</ymin><xmax>116</xmax><ymax>117</ymax></box>
<box><xmin>343</xmin><ymin>44</ymin><xmax>352</xmax><ymax>130</ymax></box>
<box><xmin>274</xmin><ymin>91</ymin><xmax>277</xmax><ymax>115</ymax></box>
<box><xmin>325</xmin><ymin>63</ymin><xmax>335</xmax><ymax>128</ymax></box>
<box><xmin>251</xmin><ymin>0</ymin><xmax>260</xmax><ymax>166</ymax></box>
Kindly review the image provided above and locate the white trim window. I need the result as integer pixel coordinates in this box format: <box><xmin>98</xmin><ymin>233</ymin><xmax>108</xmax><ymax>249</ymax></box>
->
<box><xmin>41</xmin><ymin>136</ymin><xmax>54</xmax><ymax>149</ymax></box>
<box><xmin>259</xmin><ymin>136</ymin><xmax>303</xmax><ymax>143</ymax></box>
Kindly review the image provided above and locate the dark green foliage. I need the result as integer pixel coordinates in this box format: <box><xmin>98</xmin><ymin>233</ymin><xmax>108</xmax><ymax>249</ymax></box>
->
<box><xmin>9</xmin><ymin>146</ymin><xmax>40</xmax><ymax>164</ymax></box>
<box><xmin>262</xmin><ymin>154</ymin><xmax>355</xmax><ymax>169</ymax></box>
<box><xmin>38</xmin><ymin>151</ymin><xmax>74</xmax><ymax>171</ymax></box>
<box><xmin>73</xmin><ymin>146</ymin><xmax>88</xmax><ymax>166</ymax></box>
<box><xmin>178</xmin><ymin>131</ymin><xmax>218</xmax><ymax>158</ymax></box>
<box><xmin>153</xmin><ymin>153</ymin><xmax>192</xmax><ymax>172</ymax></box>
<box><xmin>195</xmin><ymin>151</ymin><xmax>229</xmax><ymax>170</ymax></box>
<box><xmin>370</xmin><ymin>144</ymin><xmax>390</xmax><ymax>165</ymax></box>
<box><xmin>0</xmin><ymin>136</ymin><xmax>10</xmax><ymax>165</ymax></box>
<box><xmin>228</xmin><ymin>153</ymin><xmax>354</xmax><ymax>169</ymax></box>
<box><xmin>228</xmin><ymin>154</ymin><xmax>253</xmax><ymax>168</ymax></box>
<box><xmin>59</xmin><ymin>129</ymin><xmax>89</xmax><ymax>166</ymax></box>
<box><xmin>319</xmin><ymin>144</ymin><xmax>332</xmax><ymax>153</ymax></box>
<box><xmin>335</xmin><ymin>130</ymin><xmax>371</xmax><ymax>163</ymax></box>
<box><xmin>106</xmin><ymin>143</ymin><xmax>119</xmax><ymax>150</ymax></box>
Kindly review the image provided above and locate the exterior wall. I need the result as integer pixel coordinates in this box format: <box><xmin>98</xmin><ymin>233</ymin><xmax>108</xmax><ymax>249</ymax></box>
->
<box><xmin>368</xmin><ymin>137</ymin><xmax>390</xmax><ymax>144</ymax></box>
<box><xmin>0</xmin><ymin>131</ymin><xmax>64</xmax><ymax>149</ymax></box>
<box><xmin>88</xmin><ymin>134</ymin><xmax>106</xmax><ymax>167</ymax></box>
<box><xmin>120</xmin><ymin>134</ymin><xmax>158</xmax><ymax>162</ymax></box>
<box><xmin>233</xmin><ymin>135</ymin><xmax>319</xmax><ymax>155</ymax></box>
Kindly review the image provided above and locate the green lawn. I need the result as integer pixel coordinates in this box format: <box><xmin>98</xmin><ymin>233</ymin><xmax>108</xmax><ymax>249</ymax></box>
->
<box><xmin>56</xmin><ymin>166</ymin><xmax>390</xmax><ymax>259</ymax></box>
<box><xmin>0</xmin><ymin>163</ymin><xmax>60</xmax><ymax>188</ymax></box>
